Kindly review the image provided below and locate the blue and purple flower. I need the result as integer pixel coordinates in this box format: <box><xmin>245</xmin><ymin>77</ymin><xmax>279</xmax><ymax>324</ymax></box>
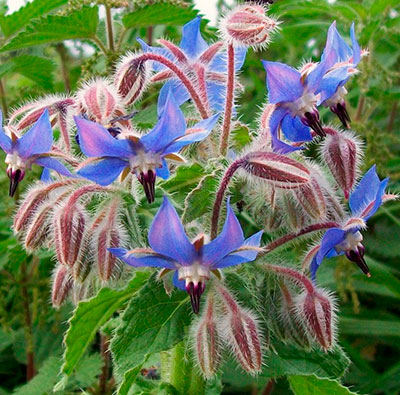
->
<box><xmin>0</xmin><ymin>109</ymin><xmax>73</xmax><ymax>196</ymax></box>
<box><xmin>109</xmin><ymin>196</ymin><xmax>263</xmax><ymax>313</ymax></box>
<box><xmin>75</xmin><ymin>92</ymin><xmax>219</xmax><ymax>203</ymax></box>
<box><xmin>139</xmin><ymin>16</ymin><xmax>247</xmax><ymax>114</ymax></box>
<box><xmin>318</xmin><ymin>21</ymin><xmax>364</xmax><ymax>128</ymax></box>
<box><xmin>311</xmin><ymin>165</ymin><xmax>394</xmax><ymax>281</ymax></box>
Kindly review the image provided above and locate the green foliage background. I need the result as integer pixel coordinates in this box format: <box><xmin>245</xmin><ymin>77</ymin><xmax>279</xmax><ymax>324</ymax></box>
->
<box><xmin>0</xmin><ymin>0</ymin><xmax>398</xmax><ymax>394</ymax></box>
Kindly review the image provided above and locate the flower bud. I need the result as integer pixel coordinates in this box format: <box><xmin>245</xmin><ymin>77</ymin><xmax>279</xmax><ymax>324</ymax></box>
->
<box><xmin>54</xmin><ymin>202</ymin><xmax>87</xmax><ymax>267</ymax></box>
<box><xmin>114</xmin><ymin>52</ymin><xmax>149</xmax><ymax>106</ymax></box>
<box><xmin>52</xmin><ymin>265</ymin><xmax>73</xmax><ymax>308</ymax></box>
<box><xmin>220</xmin><ymin>4</ymin><xmax>278</xmax><ymax>48</ymax></box>
<box><xmin>282</xmin><ymin>193</ymin><xmax>305</xmax><ymax>231</ymax></box>
<box><xmin>294</xmin><ymin>288</ymin><xmax>337</xmax><ymax>351</ymax></box>
<box><xmin>217</xmin><ymin>286</ymin><xmax>262</xmax><ymax>374</ymax></box>
<box><xmin>191</xmin><ymin>295</ymin><xmax>221</xmax><ymax>378</ymax></box>
<box><xmin>76</xmin><ymin>78</ymin><xmax>122</xmax><ymax>124</ymax></box>
<box><xmin>242</xmin><ymin>151</ymin><xmax>310</xmax><ymax>189</ymax></box>
<box><xmin>321</xmin><ymin>129</ymin><xmax>361</xmax><ymax>199</ymax></box>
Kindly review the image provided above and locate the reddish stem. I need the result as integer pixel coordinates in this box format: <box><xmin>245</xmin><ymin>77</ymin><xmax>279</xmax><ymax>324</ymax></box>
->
<box><xmin>210</xmin><ymin>158</ymin><xmax>246</xmax><ymax>239</ymax></box>
<box><xmin>99</xmin><ymin>335</ymin><xmax>110</xmax><ymax>394</ymax></box>
<box><xmin>138</xmin><ymin>53</ymin><xmax>209</xmax><ymax>119</ymax></box>
<box><xmin>220</xmin><ymin>44</ymin><xmax>235</xmax><ymax>156</ymax></box>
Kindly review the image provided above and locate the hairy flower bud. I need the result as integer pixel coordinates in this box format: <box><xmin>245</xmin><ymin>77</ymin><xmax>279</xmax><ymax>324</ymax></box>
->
<box><xmin>282</xmin><ymin>194</ymin><xmax>305</xmax><ymax>231</ymax></box>
<box><xmin>242</xmin><ymin>151</ymin><xmax>310</xmax><ymax>189</ymax></box>
<box><xmin>294</xmin><ymin>288</ymin><xmax>337</xmax><ymax>351</ymax></box>
<box><xmin>217</xmin><ymin>286</ymin><xmax>262</xmax><ymax>374</ymax></box>
<box><xmin>76</xmin><ymin>78</ymin><xmax>122</xmax><ymax>124</ymax></box>
<box><xmin>220</xmin><ymin>4</ymin><xmax>278</xmax><ymax>48</ymax></box>
<box><xmin>114</xmin><ymin>52</ymin><xmax>149</xmax><ymax>106</ymax></box>
<box><xmin>321</xmin><ymin>129</ymin><xmax>361</xmax><ymax>199</ymax></box>
<box><xmin>52</xmin><ymin>264</ymin><xmax>73</xmax><ymax>308</ymax></box>
<box><xmin>54</xmin><ymin>202</ymin><xmax>87</xmax><ymax>267</ymax></box>
<box><xmin>191</xmin><ymin>295</ymin><xmax>221</xmax><ymax>378</ymax></box>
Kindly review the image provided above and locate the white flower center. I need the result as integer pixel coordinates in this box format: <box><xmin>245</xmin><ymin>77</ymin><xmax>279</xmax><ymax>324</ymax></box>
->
<box><xmin>5</xmin><ymin>153</ymin><xmax>26</xmax><ymax>173</ymax></box>
<box><xmin>178</xmin><ymin>263</ymin><xmax>210</xmax><ymax>287</ymax></box>
<box><xmin>286</xmin><ymin>90</ymin><xmax>319</xmax><ymax>117</ymax></box>
<box><xmin>324</xmin><ymin>86</ymin><xmax>347</xmax><ymax>107</ymax></box>
<box><xmin>335</xmin><ymin>230</ymin><xmax>363</xmax><ymax>254</ymax></box>
<box><xmin>129</xmin><ymin>150</ymin><xmax>162</xmax><ymax>175</ymax></box>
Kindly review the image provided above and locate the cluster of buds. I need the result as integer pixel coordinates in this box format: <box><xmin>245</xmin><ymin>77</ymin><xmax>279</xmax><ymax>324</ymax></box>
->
<box><xmin>192</xmin><ymin>286</ymin><xmax>263</xmax><ymax>378</ymax></box>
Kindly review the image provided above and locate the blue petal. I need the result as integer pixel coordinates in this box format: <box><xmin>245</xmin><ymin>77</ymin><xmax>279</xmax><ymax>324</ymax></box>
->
<box><xmin>156</xmin><ymin>159</ymin><xmax>170</xmax><ymax>180</ymax></box>
<box><xmin>137</xmin><ymin>38</ymin><xmax>172</xmax><ymax>72</ymax></box>
<box><xmin>148</xmin><ymin>196</ymin><xmax>196</xmax><ymax>265</ymax></box>
<box><xmin>179</xmin><ymin>17</ymin><xmax>208</xmax><ymax>59</ymax></box>
<box><xmin>350</xmin><ymin>22</ymin><xmax>361</xmax><ymax>65</ymax></box>
<box><xmin>349</xmin><ymin>165</ymin><xmax>382</xmax><ymax>216</ymax></box>
<box><xmin>77</xmin><ymin>157</ymin><xmax>128</xmax><ymax>186</ymax></box>
<box><xmin>213</xmin><ymin>230</ymin><xmax>263</xmax><ymax>269</ymax></box>
<box><xmin>40</xmin><ymin>167</ymin><xmax>52</xmax><ymax>183</ymax></box>
<box><xmin>108</xmin><ymin>247</ymin><xmax>176</xmax><ymax>269</ymax></box>
<box><xmin>34</xmin><ymin>156</ymin><xmax>74</xmax><ymax>177</ymax></box>
<box><xmin>311</xmin><ymin>228</ymin><xmax>346</xmax><ymax>281</ymax></box>
<box><xmin>173</xmin><ymin>271</ymin><xmax>186</xmax><ymax>290</ymax></box>
<box><xmin>206</xmin><ymin>81</ymin><xmax>226</xmax><ymax>112</ymax></box>
<box><xmin>202</xmin><ymin>201</ymin><xmax>244</xmax><ymax>266</ymax></box>
<box><xmin>75</xmin><ymin>117</ymin><xmax>133</xmax><ymax>158</ymax></box>
<box><xmin>0</xmin><ymin>126</ymin><xmax>12</xmax><ymax>154</ymax></box>
<box><xmin>323</xmin><ymin>21</ymin><xmax>352</xmax><ymax>64</ymax></box>
<box><xmin>16</xmin><ymin>109</ymin><xmax>53</xmax><ymax>158</ymax></box>
<box><xmin>162</xmin><ymin>113</ymin><xmax>219</xmax><ymax>154</ymax></box>
<box><xmin>281</xmin><ymin>114</ymin><xmax>312</xmax><ymax>142</ymax></box>
<box><xmin>210</xmin><ymin>47</ymin><xmax>247</xmax><ymax>73</ymax></box>
<box><xmin>157</xmin><ymin>80</ymin><xmax>191</xmax><ymax>116</ymax></box>
<box><xmin>262</xmin><ymin>60</ymin><xmax>303</xmax><ymax>104</ymax></box>
<box><xmin>140</xmin><ymin>91</ymin><xmax>187</xmax><ymax>152</ymax></box>
<box><xmin>305</xmin><ymin>55</ymin><xmax>334</xmax><ymax>94</ymax></box>
<box><xmin>363</xmin><ymin>178</ymin><xmax>388</xmax><ymax>221</ymax></box>
<box><xmin>319</xmin><ymin>66</ymin><xmax>350</xmax><ymax>104</ymax></box>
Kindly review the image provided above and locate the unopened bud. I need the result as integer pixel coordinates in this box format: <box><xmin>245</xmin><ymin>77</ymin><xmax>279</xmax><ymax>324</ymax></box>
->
<box><xmin>282</xmin><ymin>194</ymin><xmax>305</xmax><ymax>231</ymax></box>
<box><xmin>217</xmin><ymin>286</ymin><xmax>262</xmax><ymax>374</ymax></box>
<box><xmin>114</xmin><ymin>52</ymin><xmax>149</xmax><ymax>106</ymax></box>
<box><xmin>294</xmin><ymin>288</ymin><xmax>337</xmax><ymax>351</ymax></box>
<box><xmin>76</xmin><ymin>78</ymin><xmax>122</xmax><ymax>124</ymax></box>
<box><xmin>54</xmin><ymin>202</ymin><xmax>86</xmax><ymax>267</ymax></box>
<box><xmin>52</xmin><ymin>265</ymin><xmax>73</xmax><ymax>308</ymax></box>
<box><xmin>321</xmin><ymin>129</ymin><xmax>361</xmax><ymax>199</ymax></box>
<box><xmin>191</xmin><ymin>295</ymin><xmax>221</xmax><ymax>378</ymax></box>
<box><xmin>220</xmin><ymin>4</ymin><xmax>278</xmax><ymax>48</ymax></box>
<box><xmin>71</xmin><ymin>281</ymin><xmax>89</xmax><ymax>305</ymax></box>
<box><xmin>242</xmin><ymin>151</ymin><xmax>310</xmax><ymax>189</ymax></box>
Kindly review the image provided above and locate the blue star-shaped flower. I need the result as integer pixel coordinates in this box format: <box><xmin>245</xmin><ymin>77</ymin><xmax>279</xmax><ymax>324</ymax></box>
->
<box><xmin>318</xmin><ymin>21</ymin><xmax>362</xmax><ymax>128</ymax></box>
<box><xmin>311</xmin><ymin>165</ymin><xmax>390</xmax><ymax>281</ymax></box>
<box><xmin>0</xmin><ymin>109</ymin><xmax>73</xmax><ymax>196</ymax></box>
<box><xmin>75</xmin><ymin>91</ymin><xmax>219</xmax><ymax>203</ymax></box>
<box><xmin>262</xmin><ymin>56</ymin><xmax>332</xmax><ymax>154</ymax></box>
<box><xmin>138</xmin><ymin>16</ymin><xmax>247</xmax><ymax>114</ymax></box>
<box><xmin>109</xmin><ymin>196</ymin><xmax>263</xmax><ymax>313</ymax></box>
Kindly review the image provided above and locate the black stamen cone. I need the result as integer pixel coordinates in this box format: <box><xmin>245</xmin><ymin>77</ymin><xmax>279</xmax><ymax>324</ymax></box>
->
<box><xmin>138</xmin><ymin>170</ymin><xmax>156</xmax><ymax>203</ymax></box>
<box><xmin>331</xmin><ymin>102</ymin><xmax>351</xmax><ymax>129</ymax></box>
<box><xmin>9</xmin><ymin>170</ymin><xmax>22</xmax><ymax>197</ymax></box>
<box><xmin>304</xmin><ymin>112</ymin><xmax>326</xmax><ymax>138</ymax></box>
<box><xmin>345</xmin><ymin>246</ymin><xmax>370</xmax><ymax>276</ymax></box>
<box><xmin>186</xmin><ymin>282</ymin><xmax>205</xmax><ymax>314</ymax></box>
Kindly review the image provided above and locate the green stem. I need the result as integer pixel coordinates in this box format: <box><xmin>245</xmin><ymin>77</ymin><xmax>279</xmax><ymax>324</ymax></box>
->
<box><xmin>92</xmin><ymin>36</ymin><xmax>108</xmax><ymax>55</ymax></box>
<box><xmin>105</xmin><ymin>5</ymin><xmax>115</xmax><ymax>52</ymax></box>
<box><xmin>55</xmin><ymin>43</ymin><xmax>71</xmax><ymax>92</ymax></box>
<box><xmin>0</xmin><ymin>78</ymin><xmax>8</xmax><ymax>118</ymax></box>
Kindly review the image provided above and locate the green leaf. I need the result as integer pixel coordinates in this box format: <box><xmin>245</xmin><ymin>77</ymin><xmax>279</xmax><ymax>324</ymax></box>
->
<box><xmin>288</xmin><ymin>375</ymin><xmax>358</xmax><ymax>395</ymax></box>
<box><xmin>111</xmin><ymin>274</ymin><xmax>192</xmax><ymax>378</ymax></box>
<box><xmin>0</xmin><ymin>6</ymin><xmax>99</xmax><ymax>52</ymax></box>
<box><xmin>122</xmin><ymin>3</ymin><xmax>199</xmax><ymax>29</ymax></box>
<box><xmin>0</xmin><ymin>0</ymin><xmax>67</xmax><ymax>37</ymax></box>
<box><xmin>56</xmin><ymin>271</ymin><xmax>150</xmax><ymax>390</ymax></box>
<box><xmin>339</xmin><ymin>316</ymin><xmax>400</xmax><ymax>337</ymax></box>
<box><xmin>0</xmin><ymin>55</ymin><xmax>56</xmax><ymax>89</ymax></box>
<box><xmin>117</xmin><ymin>364</ymin><xmax>146</xmax><ymax>395</ymax></box>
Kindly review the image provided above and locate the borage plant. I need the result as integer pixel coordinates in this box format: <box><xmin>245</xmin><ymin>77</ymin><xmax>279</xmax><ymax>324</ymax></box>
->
<box><xmin>2</xmin><ymin>3</ymin><xmax>397</xmax><ymax>394</ymax></box>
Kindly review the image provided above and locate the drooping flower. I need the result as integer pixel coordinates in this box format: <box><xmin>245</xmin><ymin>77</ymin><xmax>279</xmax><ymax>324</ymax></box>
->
<box><xmin>318</xmin><ymin>21</ymin><xmax>364</xmax><ymax>128</ymax></box>
<box><xmin>75</xmin><ymin>91</ymin><xmax>219</xmax><ymax>203</ymax></box>
<box><xmin>138</xmin><ymin>16</ymin><xmax>247</xmax><ymax>114</ymax></box>
<box><xmin>310</xmin><ymin>165</ymin><xmax>395</xmax><ymax>280</ymax></box>
<box><xmin>0</xmin><ymin>109</ymin><xmax>74</xmax><ymax>196</ymax></box>
<box><xmin>262</xmin><ymin>56</ymin><xmax>331</xmax><ymax>153</ymax></box>
<box><xmin>109</xmin><ymin>196</ymin><xmax>263</xmax><ymax>313</ymax></box>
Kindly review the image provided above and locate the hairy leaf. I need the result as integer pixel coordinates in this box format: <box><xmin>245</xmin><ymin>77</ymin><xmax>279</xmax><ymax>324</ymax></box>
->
<box><xmin>288</xmin><ymin>374</ymin><xmax>357</xmax><ymax>394</ymax></box>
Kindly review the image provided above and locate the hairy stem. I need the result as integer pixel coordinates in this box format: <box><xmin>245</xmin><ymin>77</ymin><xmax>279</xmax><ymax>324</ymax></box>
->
<box><xmin>116</xmin><ymin>28</ymin><xmax>127</xmax><ymax>52</ymax></box>
<box><xmin>262</xmin><ymin>222</ymin><xmax>339</xmax><ymax>254</ymax></box>
<box><xmin>92</xmin><ymin>36</ymin><xmax>108</xmax><ymax>55</ymax></box>
<box><xmin>105</xmin><ymin>5</ymin><xmax>115</xmax><ymax>52</ymax></box>
<box><xmin>55</xmin><ymin>43</ymin><xmax>71</xmax><ymax>91</ymax></box>
<box><xmin>211</xmin><ymin>158</ymin><xmax>246</xmax><ymax>239</ymax></box>
<box><xmin>219</xmin><ymin>43</ymin><xmax>235</xmax><ymax>156</ymax></box>
<box><xmin>387</xmin><ymin>100</ymin><xmax>398</xmax><ymax>132</ymax></box>
<box><xmin>0</xmin><ymin>78</ymin><xmax>8</xmax><ymax>117</ymax></box>
<box><xmin>20</xmin><ymin>260</ymin><xmax>36</xmax><ymax>380</ymax></box>
<box><xmin>99</xmin><ymin>334</ymin><xmax>110</xmax><ymax>394</ymax></box>
<box><xmin>147</xmin><ymin>26</ymin><xmax>154</xmax><ymax>45</ymax></box>
<box><xmin>138</xmin><ymin>53</ymin><xmax>209</xmax><ymax>119</ymax></box>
